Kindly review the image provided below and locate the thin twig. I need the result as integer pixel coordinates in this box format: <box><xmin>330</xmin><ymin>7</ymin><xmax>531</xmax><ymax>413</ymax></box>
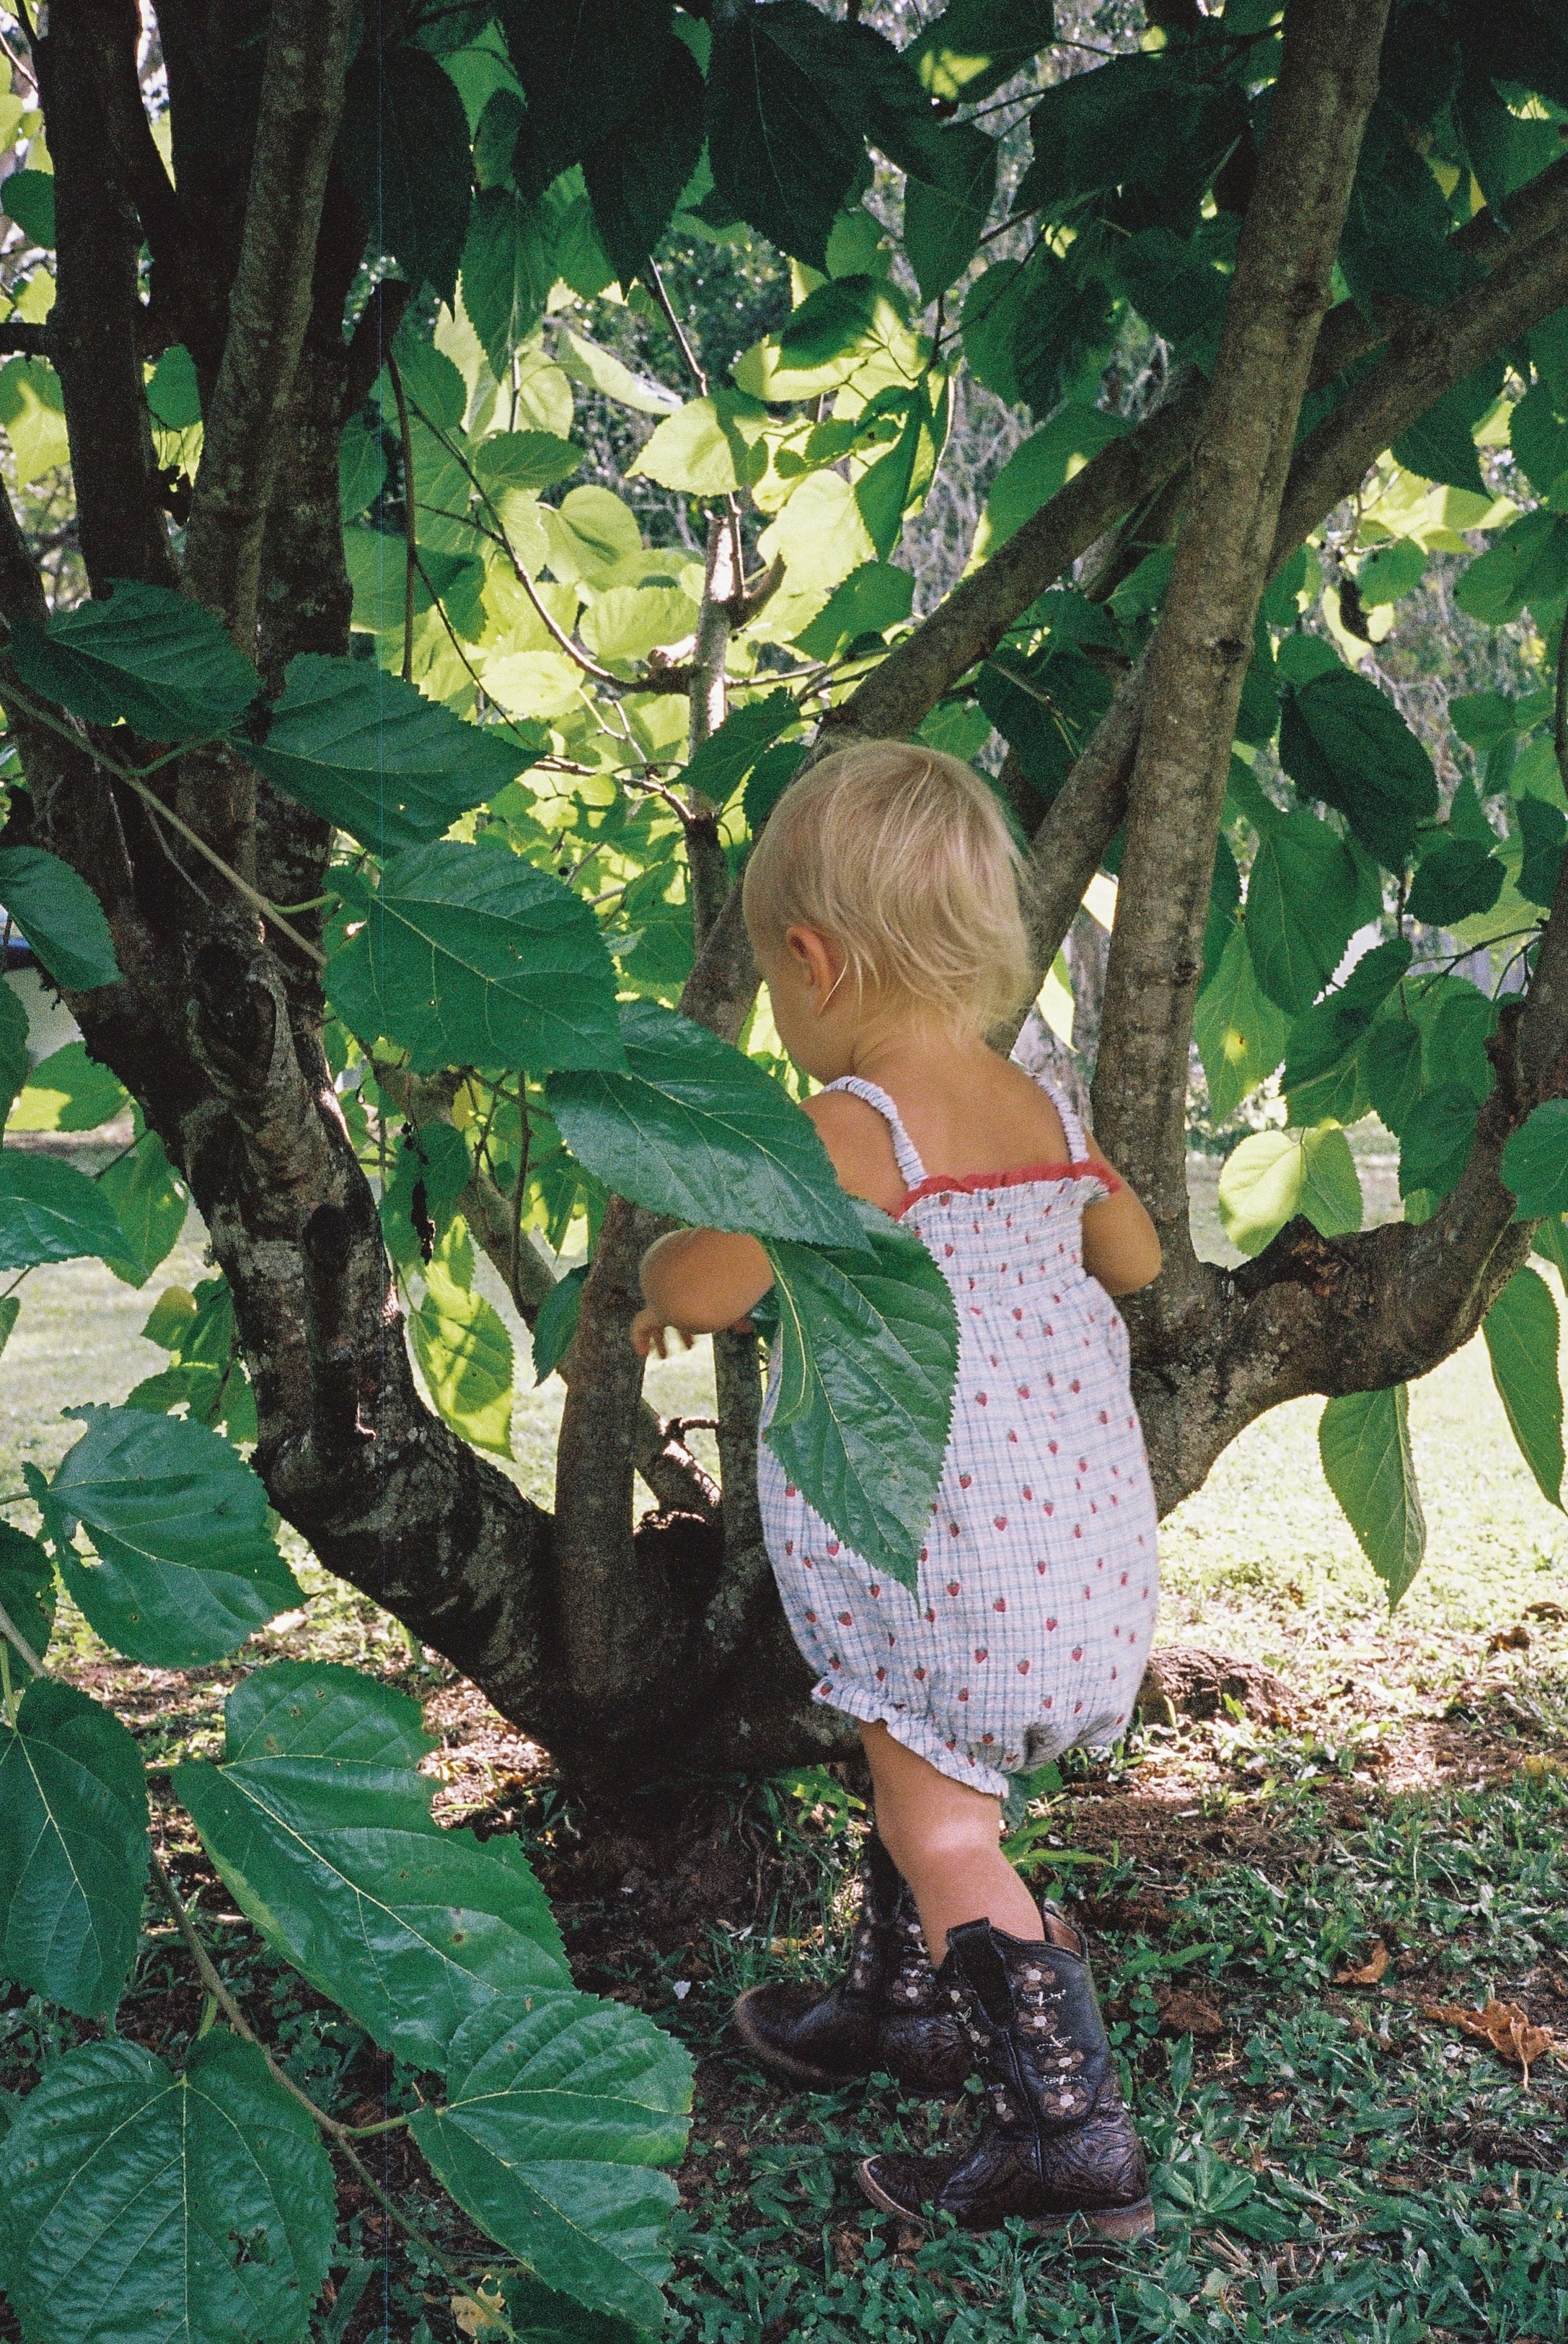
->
<box><xmin>0</xmin><ymin>1596</ymin><xmax>43</xmax><ymax>1678</ymax></box>
<box><xmin>642</xmin><ymin>258</ymin><xmax>708</xmax><ymax>396</ymax></box>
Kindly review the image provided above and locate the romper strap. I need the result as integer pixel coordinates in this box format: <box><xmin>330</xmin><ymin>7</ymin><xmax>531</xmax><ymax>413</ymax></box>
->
<box><xmin>825</xmin><ymin>1076</ymin><xmax>928</xmax><ymax>1187</ymax></box>
<box><xmin>1026</xmin><ymin>1069</ymin><xmax>1091</xmax><ymax>1163</ymax></box>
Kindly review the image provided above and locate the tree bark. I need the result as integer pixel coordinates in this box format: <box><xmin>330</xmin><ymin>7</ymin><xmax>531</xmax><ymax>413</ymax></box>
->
<box><xmin>1094</xmin><ymin>0</ymin><xmax>1391</xmax><ymax>1290</ymax></box>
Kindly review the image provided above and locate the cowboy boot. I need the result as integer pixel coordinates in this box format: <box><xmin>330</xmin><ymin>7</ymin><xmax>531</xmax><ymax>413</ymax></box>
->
<box><xmin>732</xmin><ymin>1832</ymin><xmax>969</xmax><ymax>2097</ymax></box>
<box><xmin>857</xmin><ymin>1902</ymin><xmax>1154</xmax><ymax>2239</ymax></box>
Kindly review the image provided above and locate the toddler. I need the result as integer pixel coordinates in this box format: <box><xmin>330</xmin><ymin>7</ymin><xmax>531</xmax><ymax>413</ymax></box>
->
<box><xmin>632</xmin><ymin>742</ymin><xmax>1162</xmax><ymax>2240</ymax></box>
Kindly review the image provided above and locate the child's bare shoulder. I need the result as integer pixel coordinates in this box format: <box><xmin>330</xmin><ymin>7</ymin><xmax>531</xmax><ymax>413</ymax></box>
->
<box><xmin>801</xmin><ymin>1087</ymin><xmax>906</xmax><ymax>1210</ymax></box>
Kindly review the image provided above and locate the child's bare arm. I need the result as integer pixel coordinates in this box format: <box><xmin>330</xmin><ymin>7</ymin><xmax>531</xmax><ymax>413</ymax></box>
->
<box><xmin>632</xmin><ymin>1090</ymin><xmax>897</xmax><ymax>1358</ymax></box>
<box><xmin>1080</xmin><ymin>1140</ymin><xmax>1162</xmax><ymax>1295</ymax></box>
<box><xmin>632</xmin><ymin>1228</ymin><xmax>775</xmax><ymax>1358</ymax></box>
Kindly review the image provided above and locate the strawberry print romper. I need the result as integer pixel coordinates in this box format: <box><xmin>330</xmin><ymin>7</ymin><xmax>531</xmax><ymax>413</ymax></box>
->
<box><xmin>757</xmin><ymin>1072</ymin><xmax>1159</xmax><ymax>1797</ymax></box>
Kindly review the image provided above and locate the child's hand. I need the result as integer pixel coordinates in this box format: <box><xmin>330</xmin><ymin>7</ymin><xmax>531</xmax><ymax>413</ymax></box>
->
<box><xmin>630</xmin><ymin>1306</ymin><xmax>695</xmax><ymax>1361</ymax></box>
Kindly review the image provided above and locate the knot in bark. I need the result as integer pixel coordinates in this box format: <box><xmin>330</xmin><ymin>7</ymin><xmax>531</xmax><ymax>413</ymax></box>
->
<box><xmin>188</xmin><ymin>936</ymin><xmax>281</xmax><ymax>1104</ymax></box>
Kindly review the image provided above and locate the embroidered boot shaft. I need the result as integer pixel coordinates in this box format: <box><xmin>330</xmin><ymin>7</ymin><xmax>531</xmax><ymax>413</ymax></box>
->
<box><xmin>858</xmin><ymin>1903</ymin><xmax>1153</xmax><ymax>2239</ymax></box>
<box><xmin>731</xmin><ymin>1833</ymin><xmax>969</xmax><ymax>2097</ymax></box>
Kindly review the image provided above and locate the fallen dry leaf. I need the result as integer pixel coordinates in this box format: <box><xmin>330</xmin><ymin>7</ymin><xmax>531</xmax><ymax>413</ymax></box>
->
<box><xmin>1335</xmin><ymin>1939</ymin><xmax>1390</xmax><ymax>1986</ymax></box>
<box><xmin>1421</xmin><ymin>1998</ymin><xmax>1560</xmax><ymax>2083</ymax></box>
<box><xmin>451</xmin><ymin>2278</ymin><xmax>508</xmax><ymax>2338</ymax></box>
<box><xmin>1158</xmin><ymin>1987</ymin><xmax>1225</xmax><ymax>2039</ymax></box>
<box><xmin>1486</xmin><ymin>1623</ymin><xmax>1532</xmax><ymax>1655</ymax></box>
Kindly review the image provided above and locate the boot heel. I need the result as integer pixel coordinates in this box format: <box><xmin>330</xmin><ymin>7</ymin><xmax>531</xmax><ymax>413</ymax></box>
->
<box><xmin>1026</xmin><ymin>2195</ymin><xmax>1157</xmax><ymax>2242</ymax></box>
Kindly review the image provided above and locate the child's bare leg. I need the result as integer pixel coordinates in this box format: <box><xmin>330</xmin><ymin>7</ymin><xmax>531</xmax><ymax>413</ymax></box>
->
<box><xmin>862</xmin><ymin>1721</ymin><xmax>1043</xmax><ymax>1962</ymax></box>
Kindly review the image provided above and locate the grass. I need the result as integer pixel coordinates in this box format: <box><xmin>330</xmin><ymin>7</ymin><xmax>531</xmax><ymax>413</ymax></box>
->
<box><xmin>1</xmin><ymin>1163</ymin><xmax>1567</xmax><ymax>2343</ymax></box>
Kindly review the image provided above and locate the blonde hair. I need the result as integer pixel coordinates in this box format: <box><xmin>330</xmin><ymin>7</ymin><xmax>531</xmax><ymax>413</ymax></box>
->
<box><xmin>742</xmin><ymin>740</ymin><xmax>1033</xmax><ymax>1034</ymax></box>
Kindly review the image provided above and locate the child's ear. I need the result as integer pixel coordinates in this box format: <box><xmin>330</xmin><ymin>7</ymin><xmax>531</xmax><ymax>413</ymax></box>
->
<box><xmin>784</xmin><ymin>923</ymin><xmax>839</xmax><ymax>1000</ymax></box>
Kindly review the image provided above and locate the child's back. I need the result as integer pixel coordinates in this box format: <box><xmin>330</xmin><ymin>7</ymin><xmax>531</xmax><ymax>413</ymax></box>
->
<box><xmin>759</xmin><ymin>1054</ymin><xmax>1158</xmax><ymax>1796</ymax></box>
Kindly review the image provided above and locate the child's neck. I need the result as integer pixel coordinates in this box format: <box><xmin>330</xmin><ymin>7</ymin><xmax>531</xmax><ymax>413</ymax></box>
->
<box><xmin>842</xmin><ymin>1019</ymin><xmax>989</xmax><ymax>1088</ymax></box>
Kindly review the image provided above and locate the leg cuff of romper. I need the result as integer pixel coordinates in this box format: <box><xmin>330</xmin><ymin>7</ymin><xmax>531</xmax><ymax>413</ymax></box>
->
<box><xmin>809</xmin><ymin>1680</ymin><xmax>1013</xmax><ymax>1799</ymax></box>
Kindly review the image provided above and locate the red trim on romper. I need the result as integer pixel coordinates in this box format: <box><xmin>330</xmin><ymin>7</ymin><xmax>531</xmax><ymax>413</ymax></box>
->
<box><xmin>894</xmin><ymin>1160</ymin><xmax>1124</xmax><ymax>1219</ymax></box>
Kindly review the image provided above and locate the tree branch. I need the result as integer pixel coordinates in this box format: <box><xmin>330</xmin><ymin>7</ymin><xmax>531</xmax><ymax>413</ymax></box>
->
<box><xmin>1021</xmin><ymin>156</ymin><xmax>1568</xmax><ymax>997</ymax></box>
<box><xmin>1093</xmin><ymin>0</ymin><xmax>1390</xmax><ymax>1299</ymax></box>
<box><xmin>35</xmin><ymin>0</ymin><xmax>176</xmax><ymax>590</ymax></box>
<box><xmin>182</xmin><ymin>0</ymin><xmax>354</xmax><ymax>646</ymax></box>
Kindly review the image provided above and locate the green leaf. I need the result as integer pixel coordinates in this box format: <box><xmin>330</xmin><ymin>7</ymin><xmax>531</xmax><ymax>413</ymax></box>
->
<box><xmin>0</xmin><ymin>1150</ymin><xmax>129</xmax><ymax>1272</ymax></box>
<box><xmin>37</xmin><ymin>1405</ymin><xmax>301</xmax><ymax>1669</ymax></box>
<box><xmin>1391</xmin><ymin>364</ymin><xmax>1499</xmax><ymax>495</ymax></box>
<box><xmin>410</xmin><ymin>1244</ymin><xmax>516</xmax><ymax>1457</ymax></box>
<box><xmin>1216</xmin><ymin>1126</ymin><xmax>1362</xmax><ymax>1259</ymax></box>
<box><xmin>97</xmin><ymin>1126</ymin><xmax>190</xmax><ymax>1287</ymax></box>
<box><xmin>583</xmin><ymin>30</ymin><xmax>707</xmax><ymax>288</ymax></box>
<box><xmin>1343</xmin><ymin>106</ymin><xmax>1476</xmax><ymax>312</ymax></box>
<box><xmin>1397</xmin><ymin>1083</ymin><xmax>1478</xmax><ymax>1203</ymax></box>
<box><xmin>793</xmin><ymin>560</ymin><xmax>913</xmax><ymax>661</ymax></box>
<box><xmin>680</xmin><ymin>690</ymin><xmax>796</xmax><ymax>805</ymax></box>
<box><xmin>550</xmin><ymin>1000</ymin><xmax>868</xmax><ymax>1249</ymax></box>
<box><xmin>1356</xmin><ymin>536</ymin><xmax>1426</xmax><ymax>606</ymax></box>
<box><xmin>972</xmin><ymin>404</ymin><xmax>1127</xmax><ymax>561</ymax></box>
<box><xmin>0</xmin><ymin>1523</ymin><xmax>54</xmax><ymax>1662</ymax></box>
<box><xmin>462</xmin><ymin>185</ymin><xmax>555</xmax><ymax>372</ymax></box>
<box><xmin>0</xmin><ymin>984</ymin><xmax>27</xmax><ymax>1124</ymax></box>
<box><xmin>9</xmin><ymin>578</ymin><xmax>261</xmax><ymax>744</ymax></box>
<box><xmin>242</xmin><ymin>654</ymin><xmax>538</xmax><ymax>854</ymax></box>
<box><xmin>501</xmin><ymin>2269</ymin><xmax>648</xmax><ymax>2344</ymax></box>
<box><xmin>6</xmin><ymin>1040</ymin><xmax>127</xmax><ymax>1134</ymax></box>
<box><xmin>706</xmin><ymin>0</ymin><xmax>867</xmax><ymax>268</ymax></box>
<box><xmin>1503</xmin><ymin>1098</ymin><xmax>1568</xmax><ymax>1220</ymax></box>
<box><xmin>339</xmin><ymin>413</ymin><xmax>387</xmax><ymax>519</ymax></box>
<box><xmin>1281</xmin><ymin>938</ymin><xmax>1412</xmax><ymax>1098</ymax></box>
<box><xmin>1193</xmin><ymin>927</ymin><xmax>1287</xmax><ymax>1122</ymax></box>
<box><xmin>1510</xmin><ymin>378</ymin><xmax>1568</xmax><ymax>507</ymax></box>
<box><xmin>1319</xmin><ymin>1385</ymin><xmax>1426</xmax><ymax>1608</ymax></box>
<box><xmin>146</xmin><ymin>343</ymin><xmax>201</xmax><ymax>429</ymax></box>
<box><xmin>1518</xmin><ymin>793</ymin><xmax>1567</xmax><ymax>909</ymax></box>
<box><xmin>0</xmin><ymin>1679</ymin><xmax>148</xmax><ymax>2018</ymax></box>
<box><xmin>763</xmin><ymin>1202</ymin><xmax>959</xmax><ymax>1592</ymax></box>
<box><xmin>410</xmin><ymin>1996</ymin><xmax>692</xmax><ymax>2334</ymax></box>
<box><xmin>907</xmin><ymin>0</ymin><xmax>1057</xmax><ymax>103</ymax></box>
<box><xmin>532</xmin><ymin>1261</ymin><xmax>588</xmax><ymax>1384</ymax></box>
<box><xmin>1405</xmin><ymin>835</ymin><xmax>1505</xmax><ymax>925</ymax></box>
<box><xmin>498</xmin><ymin>0</ymin><xmax>673</xmax><ymax>188</ymax></box>
<box><xmin>0</xmin><ymin>847</ymin><xmax>120</xmax><ymax>990</ymax></box>
<box><xmin>174</xmin><ymin>1661</ymin><xmax>569</xmax><ymax>2074</ymax></box>
<box><xmin>338</xmin><ymin>44</ymin><xmax>473</xmax><ymax>302</ymax></box>
<box><xmin>1483</xmin><ymin>1265</ymin><xmax>1564</xmax><ymax>1509</ymax></box>
<box><xmin>473</xmin><ymin>430</ymin><xmax>584</xmax><ymax>498</ymax></box>
<box><xmin>1018</xmin><ymin>48</ymin><xmax>1244</xmax><ymax>221</ymax></box>
<box><xmin>225</xmin><ymin>1659</ymin><xmax>431</xmax><ymax>1766</ymax></box>
<box><xmin>0</xmin><ymin>2032</ymin><xmax>335</xmax><ymax>2344</ymax></box>
<box><xmin>744</xmin><ymin>740</ymin><xmax>804</xmax><ymax>834</ymax></box>
<box><xmin>327</xmin><ymin>841</ymin><xmax>625</xmax><ymax>1075</ymax></box>
<box><xmin>1278</xmin><ymin>667</ymin><xmax>1437</xmax><ymax>868</ymax></box>
<box><xmin>578</xmin><ymin>584</ymin><xmax>700</xmax><ymax>666</ymax></box>
<box><xmin>0</xmin><ymin>357</ymin><xmax>69</xmax><ymax>485</ymax></box>
<box><xmin>1455</xmin><ymin>508</ymin><xmax>1568</xmax><ymax>628</ymax></box>
<box><xmin>630</xmin><ymin>390</ymin><xmax>771</xmax><ymax>498</ymax></box>
<box><xmin>1</xmin><ymin>168</ymin><xmax>53</xmax><ymax>248</ymax></box>
<box><xmin>1533</xmin><ymin>1212</ymin><xmax>1568</xmax><ymax>1286</ymax></box>
<box><xmin>1361</xmin><ymin>1010</ymin><xmax>1423</xmax><ymax>1138</ymax></box>
<box><xmin>901</xmin><ymin>120</ymin><xmax>997</xmax><ymax>304</ymax></box>
<box><xmin>1243</xmin><ymin>810</ymin><xmax>1362</xmax><ymax>1016</ymax></box>
<box><xmin>558</xmin><ymin>330</ymin><xmax>681</xmax><ymax>419</ymax></box>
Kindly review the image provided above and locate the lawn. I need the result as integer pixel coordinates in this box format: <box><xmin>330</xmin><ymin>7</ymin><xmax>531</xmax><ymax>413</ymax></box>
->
<box><xmin>2</xmin><ymin>1164</ymin><xmax>1566</xmax><ymax>2344</ymax></box>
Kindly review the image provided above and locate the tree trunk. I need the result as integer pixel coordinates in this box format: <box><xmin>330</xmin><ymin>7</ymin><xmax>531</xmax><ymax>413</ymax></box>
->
<box><xmin>10</xmin><ymin>3</ymin><xmax>1568</xmax><ymax>1797</ymax></box>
